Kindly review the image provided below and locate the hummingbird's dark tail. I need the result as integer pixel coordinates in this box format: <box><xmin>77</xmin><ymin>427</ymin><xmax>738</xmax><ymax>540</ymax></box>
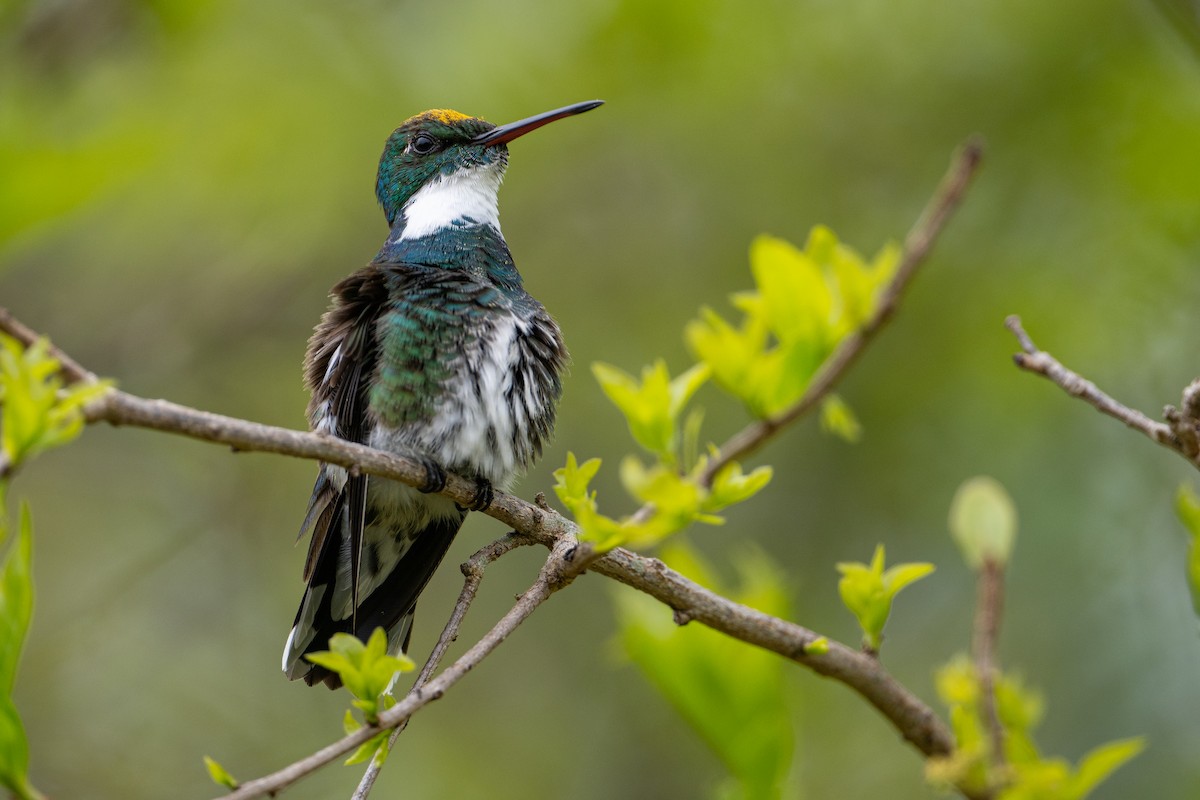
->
<box><xmin>283</xmin><ymin>484</ymin><xmax>466</xmax><ymax>689</ymax></box>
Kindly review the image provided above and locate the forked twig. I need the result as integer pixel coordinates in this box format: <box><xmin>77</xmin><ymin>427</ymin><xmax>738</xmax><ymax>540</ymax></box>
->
<box><xmin>352</xmin><ymin>533</ymin><xmax>536</xmax><ymax>798</ymax></box>
<box><xmin>1005</xmin><ymin>315</ymin><xmax>1200</xmax><ymax>469</ymax></box>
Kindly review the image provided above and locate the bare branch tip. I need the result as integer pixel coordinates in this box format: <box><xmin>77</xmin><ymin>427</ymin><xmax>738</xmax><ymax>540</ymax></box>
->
<box><xmin>1182</xmin><ymin>378</ymin><xmax>1200</xmax><ymax>419</ymax></box>
<box><xmin>960</xmin><ymin>135</ymin><xmax>986</xmax><ymax>165</ymax></box>
<box><xmin>1004</xmin><ymin>315</ymin><xmax>1038</xmax><ymax>355</ymax></box>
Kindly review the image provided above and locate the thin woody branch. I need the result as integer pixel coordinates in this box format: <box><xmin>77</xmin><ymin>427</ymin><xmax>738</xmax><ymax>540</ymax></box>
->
<box><xmin>972</xmin><ymin>559</ymin><xmax>1006</xmax><ymax>769</ymax></box>
<box><xmin>1005</xmin><ymin>315</ymin><xmax>1200</xmax><ymax>470</ymax></box>
<box><xmin>221</xmin><ymin>536</ymin><xmax>586</xmax><ymax>800</ymax></box>
<box><xmin>0</xmin><ymin>307</ymin><xmax>960</xmax><ymax>789</ymax></box>
<box><xmin>587</xmin><ymin>545</ymin><xmax>956</xmax><ymax>758</ymax></box>
<box><xmin>352</xmin><ymin>532</ymin><xmax>536</xmax><ymax>799</ymax></box>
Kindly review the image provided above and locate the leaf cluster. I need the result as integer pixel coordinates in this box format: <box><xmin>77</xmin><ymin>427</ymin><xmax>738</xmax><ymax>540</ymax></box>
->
<box><xmin>0</xmin><ymin>332</ymin><xmax>110</xmax><ymax>800</ymax></box>
<box><xmin>929</xmin><ymin>478</ymin><xmax>1141</xmax><ymax>799</ymax></box>
<box><xmin>555</xmin><ymin>225</ymin><xmax>902</xmax><ymax>555</ymax></box>
<box><xmin>307</xmin><ymin>628</ymin><xmax>415</xmax><ymax>767</ymax></box>
<box><xmin>929</xmin><ymin>655</ymin><xmax>1143</xmax><ymax>799</ymax></box>
<box><xmin>685</xmin><ymin>225</ymin><xmax>898</xmax><ymax>419</ymax></box>
<box><xmin>202</xmin><ymin>592</ymin><xmax>416</xmax><ymax>785</ymax></box>
<box><xmin>0</xmin><ymin>334</ymin><xmax>109</xmax><ymax>469</ymax></box>
<box><xmin>554</xmin><ymin>446</ymin><xmax>772</xmax><ymax>552</ymax></box>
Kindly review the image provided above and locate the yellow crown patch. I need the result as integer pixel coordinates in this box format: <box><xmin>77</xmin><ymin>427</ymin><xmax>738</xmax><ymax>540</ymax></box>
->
<box><xmin>405</xmin><ymin>108</ymin><xmax>472</xmax><ymax>126</ymax></box>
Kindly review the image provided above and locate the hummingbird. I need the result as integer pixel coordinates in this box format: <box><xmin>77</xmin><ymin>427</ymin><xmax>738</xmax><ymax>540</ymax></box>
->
<box><xmin>283</xmin><ymin>100</ymin><xmax>603</xmax><ymax>688</ymax></box>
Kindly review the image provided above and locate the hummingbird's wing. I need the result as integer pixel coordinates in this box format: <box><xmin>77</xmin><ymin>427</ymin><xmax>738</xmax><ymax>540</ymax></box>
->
<box><xmin>300</xmin><ymin>269</ymin><xmax>385</xmax><ymax>606</ymax></box>
<box><xmin>284</xmin><ymin>268</ymin><xmax>386</xmax><ymax>685</ymax></box>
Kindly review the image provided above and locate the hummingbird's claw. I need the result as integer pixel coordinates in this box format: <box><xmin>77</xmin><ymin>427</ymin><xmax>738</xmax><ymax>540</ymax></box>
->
<box><xmin>458</xmin><ymin>477</ymin><xmax>494</xmax><ymax>513</ymax></box>
<box><xmin>417</xmin><ymin>457</ymin><xmax>448</xmax><ymax>494</ymax></box>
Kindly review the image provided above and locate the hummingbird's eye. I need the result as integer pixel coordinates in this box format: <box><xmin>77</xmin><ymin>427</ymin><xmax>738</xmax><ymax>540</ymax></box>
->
<box><xmin>409</xmin><ymin>133</ymin><xmax>438</xmax><ymax>155</ymax></box>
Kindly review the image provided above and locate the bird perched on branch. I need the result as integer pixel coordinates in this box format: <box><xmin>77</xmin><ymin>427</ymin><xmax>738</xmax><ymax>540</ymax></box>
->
<box><xmin>283</xmin><ymin>100</ymin><xmax>603</xmax><ymax>687</ymax></box>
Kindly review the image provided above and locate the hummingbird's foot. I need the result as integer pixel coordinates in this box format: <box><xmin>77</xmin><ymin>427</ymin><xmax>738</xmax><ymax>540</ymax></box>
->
<box><xmin>462</xmin><ymin>478</ymin><xmax>494</xmax><ymax>513</ymax></box>
<box><xmin>417</xmin><ymin>457</ymin><xmax>448</xmax><ymax>494</ymax></box>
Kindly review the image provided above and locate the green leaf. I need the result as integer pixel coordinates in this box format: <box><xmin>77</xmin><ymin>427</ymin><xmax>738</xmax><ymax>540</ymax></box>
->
<box><xmin>0</xmin><ymin>506</ymin><xmax>40</xmax><ymax>800</ymax></box>
<box><xmin>950</xmin><ymin>476</ymin><xmax>1018</xmax><ymax>569</ymax></box>
<box><xmin>620</xmin><ymin>457</ymin><xmax>704</xmax><ymax>520</ymax></box>
<box><xmin>749</xmin><ymin>233</ymin><xmax>832</xmax><ymax>348</ymax></box>
<box><xmin>882</xmin><ymin>561</ymin><xmax>936</xmax><ymax>594</ymax></box>
<box><xmin>829</xmin><ymin>236</ymin><xmax>901</xmax><ymax>333</ymax></box>
<box><xmin>592</xmin><ymin>360</ymin><xmax>709</xmax><ymax>463</ymax></box>
<box><xmin>1067</xmin><ymin>737</ymin><xmax>1144</xmax><ymax>798</ymax></box>
<box><xmin>1176</xmin><ymin>484</ymin><xmax>1200</xmax><ymax>535</ymax></box>
<box><xmin>303</xmin><ymin>650</ymin><xmax>356</xmax><ymax>678</ymax></box>
<box><xmin>203</xmin><ymin>756</ymin><xmax>239</xmax><ymax>790</ymax></box>
<box><xmin>591</xmin><ymin>361</ymin><xmax>667</xmax><ymax>455</ymax></box>
<box><xmin>344</xmin><ymin>729</ymin><xmax>390</xmax><ymax>766</ymax></box>
<box><xmin>552</xmin><ymin>452</ymin><xmax>602</xmax><ymax>515</ymax></box>
<box><xmin>994</xmin><ymin>672</ymin><xmax>1044</xmax><ymax>739</ymax></box>
<box><xmin>934</xmin><ymin>654</ymin><xmax>978</xmax><ymax>708</ymax></box>
<box><xmin>553</xmin><ymin>453</ymin><xmax>634</xmax><ymax>551</ymax></box>
<box><xmin>669</xmin><ymin>363</ymin><xmax>711</xmax><ymax>419</ymax></box>
<box><xmin>0</xmin><ymin>692</ymin><xmax>37</xmax><ymax>800</ymax></box>
<box><xmin>685</xmin><ymin>306</ymin><xmax>776</xmax><ymax>417</ymax></box>
<box><xmin>303</xmin><ymin>646</ymin><xmax>356</xmax><ymax>671</ymax></box>
<box><xmin>305</xmin><ymin>628</ymin><xmax>413</xmax><ymax>723</ymax></box>
<box><xmin>681</xmin><ymin>407</ymin><xmax>705</xmax><ymax>473</ymax></box>
<box><xmin>1175</xmin><ymin>484</ymin><xmax>1200</xmax><ymax>617</ymax></box>
<box><xmin>928</xmin><ymin>658</ymin><xmax>989</xmax><ymax>794</ymax></box>
<box><xmin>0</xmin><ymin>506</ymin><xmax>34</xmax><ymax>694</ymax></box>
<box><xmin>360</xmin><ymin>626</ymin><xmax>416</xmax><ymax>692</ymax></box>
<box><xmin>573</xmin><ymin>502</ymin><xmax>628</xmax><ymax>551</ymax></box>
<box><xmin>837</xmin><ymin>544</ymin><xmax>934</xmax><ymax>650</ymax></box>
<box><xmin>819</xmin><ymin>394</ymin><xmax>862</xmax><ymax>443</ymax></box>
<box><xmin>804</xmin><ymin>637</ymin><xmax>829</xmax><ymax>655</ymax></box>
<box><xmin>704</xmin><ymin>461</ymin><xmax>773</xmax><ymax>512</ymax></box>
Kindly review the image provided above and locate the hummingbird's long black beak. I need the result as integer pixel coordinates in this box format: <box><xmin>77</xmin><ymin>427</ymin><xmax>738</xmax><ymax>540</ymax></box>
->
<box><xmin>473</xmin><ymin>100</ymin><xmax>604</xmax><ymax>147</ymax></box>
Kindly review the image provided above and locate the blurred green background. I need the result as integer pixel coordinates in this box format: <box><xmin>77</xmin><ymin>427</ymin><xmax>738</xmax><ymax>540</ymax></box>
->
<box><xmin>3</xmin><ymin>0</ymin><xmax>1200</xmax><ymax>797</ymax></box>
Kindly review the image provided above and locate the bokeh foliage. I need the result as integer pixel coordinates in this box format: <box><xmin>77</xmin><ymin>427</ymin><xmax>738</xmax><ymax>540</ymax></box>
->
<box><xmin>2</xmin><ymin>0</ymin><xmax>1200</xmax><ymax>798</ymax></box>
<box><xmin>615</xmin><ymin>542</ymin><xmax>796</xmax><ymax>800</ymax></box>
<box><xmin>0</xmin><ymin>333</ymin><xmax>104</xmax><ymax>800</ymax></box>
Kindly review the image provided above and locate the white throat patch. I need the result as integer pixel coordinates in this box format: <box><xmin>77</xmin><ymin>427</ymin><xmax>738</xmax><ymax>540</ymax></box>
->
<box><xmin>398</xmin><ymin>163</ymin><xmax>504</xmax><ymax>241</ymax></box>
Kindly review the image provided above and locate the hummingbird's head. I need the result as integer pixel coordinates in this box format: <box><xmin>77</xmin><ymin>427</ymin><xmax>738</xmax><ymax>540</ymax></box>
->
<box><xmin>375</xmin><ymin>109</ymin><xmax>498</xmax><ymax>228</ymax></box>
<box><xmin>375</xmin><ymin>100</ymin><xmax>604</xmax><ymax>235</ymax></box>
